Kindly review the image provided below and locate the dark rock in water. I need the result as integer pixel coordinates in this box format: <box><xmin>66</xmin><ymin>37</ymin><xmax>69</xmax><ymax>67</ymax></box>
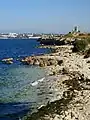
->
<box><xmin>5</xmin><ymin>61</ymin><xmax>13</xmax><ymax>64</ymax></box>
<box><xmin>20</xmin><ymin>57</ymin><xmax>34</xmax><ymax>65</ymax></box>
<box><xmin>2</xmin><ymin>58</ymin><xmax>13</xmax><ymax>61</ymax></box>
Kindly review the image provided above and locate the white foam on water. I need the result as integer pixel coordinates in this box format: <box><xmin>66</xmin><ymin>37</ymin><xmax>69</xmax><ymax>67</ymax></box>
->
<box><xmin>31</xmin><ymin>81</ymin><xmax>38</xmax><ymax>86</ymax></box>
<box><xmin>31</xmin><ymin>77</ymin><xmax>45</xmax><ymax>86</ymax></box>
<box><xmin>38</xmin><ymin>77</ymin><xmax>45</xmax><ymax>82</ymax></box>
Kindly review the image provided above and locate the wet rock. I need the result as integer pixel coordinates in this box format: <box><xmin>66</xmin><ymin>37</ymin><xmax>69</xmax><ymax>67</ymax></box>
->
<box><xmin>1</xmin><ymin>58</ymin><xmax>13</xmax><ymax>64</ymax></box>
<box><xmin>5</xmin><ymin>61</ymin><xmax>13</xmax><ymax>64</ymax></box>
<box><xmin>39</xmin><ymin>61</ymin><xmax>46</xmax><ymax>67</ymax></box>
<box><xmin>33</xmin><ymin>60</ymin><xmax>39</xmax><ymax>65</ymax></box>
<box><xmin>2</xmin><ymin>58</ymin><xmax>13</xmax><ymax>61</ymax></box>
<box><xmin>21</xmin><ymin>57</ymin><xmax>35</xmax><ymax>65</ymax></box>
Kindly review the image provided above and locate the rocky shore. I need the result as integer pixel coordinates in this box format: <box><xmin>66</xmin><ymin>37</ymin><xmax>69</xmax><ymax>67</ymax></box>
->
<box><xmin>21</xmin><ymin>43</ymin><xmax>90</xmax><ymax>120</ymax></box>
<box><xmin>1</xmin><ymin>40</ymin><xmax>90</xmax><ymax>120</ymax></box>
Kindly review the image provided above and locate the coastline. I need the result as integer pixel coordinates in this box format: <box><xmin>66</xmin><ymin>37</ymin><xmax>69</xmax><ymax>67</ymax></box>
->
<box><xmin>22</xmin><ymin>44</ymin><xmax>90</xmax><ymax>120</ymax></box>
<box><xmin>0</xmin><ymin>39</ymin><xmax>50</xmax><ymax>120</ymax></box>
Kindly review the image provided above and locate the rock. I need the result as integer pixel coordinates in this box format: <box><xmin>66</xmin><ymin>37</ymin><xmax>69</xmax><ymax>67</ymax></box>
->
<box><xmin>48</xmin><ymin>59</ymin><xmax>57</xmax><ymax>66</ymax></box>
<box><xmin>33</xmin><ymin>60</ymin><xmax>39</xmax><ymax>65</ymax></box>
<box><xmin>87</xmin><ymin>60</ymin><xmax>90</xmax><ymax>63</ymax></box>
<box><xmin>53</xmin><ymin>71</ymin><xmax>57</xmax><ymax>75</ymax></box>
<box><xmin>5</xmin><ymin>61</ymin><xmax>13</xmax><ymax>64</ymax></box>
<box><xmin>57</xmin><ymin>60</ymin><xmax>63</xmax><ymax>66</ymax></box>
<box><xmin>1</xmin><ymin>58</ymin><xmax>13</xmax><ymax>64</ymax></box>
<box><xmin>63</xmin><ymin>90</ymin><xmax>74</xmax><ymax>99</ymax></box>
<box><xmin>39</xmin><ymin>61</ymin><xmax>45</xmax><ymax>67</ymax></box>
<box><xmin>62</xmin><ymin>67</ymin><xmax>69</xmax><ymax>74</ymax></box>
<box><xmin>53</xmin><ymin>115</ymin><xmax>61</xmax><ymax>120</ymax></box>
<box><xmin>2</xmin><ymin>58</ymin><xmax>13</xmax><ymax>61</ymax></box>
<box><xmin>29</xmin><ymin>60</ymin><xmax>34</xmax><ymax>65</ymax></box>
<box><xmin>47</xmin><ymin>61</ymin><xmax>51</xmax><ymax>66</ymax></box>
<box><xmin>21</xmin><ymin>57</ymin><xmax>35</xmax><ymax>65</ymax></box>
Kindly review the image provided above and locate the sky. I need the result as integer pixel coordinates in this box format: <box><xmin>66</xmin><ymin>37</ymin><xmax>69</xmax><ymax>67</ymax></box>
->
<box><xmin>0</xmin><ymin>0</ymin><xmax>90</xmax><ymax>33</ymax></box>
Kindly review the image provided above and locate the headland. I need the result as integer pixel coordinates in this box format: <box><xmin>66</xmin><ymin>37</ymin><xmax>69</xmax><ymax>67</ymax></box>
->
<box><xmin>21</xmin><ymin>28</ymin><xmax>90</xmax><ymax>120</ymax></box>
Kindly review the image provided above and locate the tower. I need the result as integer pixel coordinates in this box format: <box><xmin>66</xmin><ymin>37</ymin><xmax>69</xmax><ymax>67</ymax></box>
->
<box><xmin>73</xmin><ymin>26</ymin><xmax>78</xmax><ymax>32</ymax></box>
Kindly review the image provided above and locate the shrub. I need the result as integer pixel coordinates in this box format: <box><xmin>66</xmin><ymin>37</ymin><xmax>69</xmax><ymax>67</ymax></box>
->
<box><xmin>86</xmin><ymin>38</ymin><xmax>90</xmax><ymax>44</ymax></box>
<box><xmin>84</xmin><ymin>48</ymin><xmax>90</xmax><ymax>58</ymax></box>
<box><xmin>73</xmin><ymin>39</ymin><xmax>88</xmax><ymax>52</ymax></box>
<box><xmin>64</xmin><ymin>33</ymin><xmax>73</xmax><ymax>37</ymax></box>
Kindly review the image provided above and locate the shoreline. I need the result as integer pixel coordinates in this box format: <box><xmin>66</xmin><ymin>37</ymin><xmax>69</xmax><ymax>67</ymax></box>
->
<box><xmin>22</xmin><ymin>44</ymin><xmax>90</xmax><ymax>120</ymax></box>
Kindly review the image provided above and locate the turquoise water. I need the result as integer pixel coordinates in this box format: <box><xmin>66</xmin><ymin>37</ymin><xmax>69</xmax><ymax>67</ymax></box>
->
<box><xmin>0</xmin><ymin>39</ymin><xmax>48</xmax><ymax>120</ymax></box>
<box><xmin>0</xmin><ymin>66</ymin><xmax>46</xmax><ymax>103</ymax></box>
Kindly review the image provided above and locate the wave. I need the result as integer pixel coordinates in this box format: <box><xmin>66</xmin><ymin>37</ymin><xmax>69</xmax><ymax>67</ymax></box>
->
<box><xmin>38</xmin><ymin>77</ymin><xmax>45</xmax><ymax>82</ymax></box>
<box><xmin>31</xmin><ymin>77</ymin><xmax>45</xmax><ymax>86</ymax></box>
<box><xmin>31</xmin><ymin>81</ymin><xmax>38</xmax><ymax>86</ymax></box>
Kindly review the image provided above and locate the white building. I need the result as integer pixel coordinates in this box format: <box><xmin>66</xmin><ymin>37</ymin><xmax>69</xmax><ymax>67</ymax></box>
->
<box><xmin>8</xmin><ymin>33</ymin><xmax>18</xmax><ymax>38</ymax></box>
<box><xmin>73</xmin><ymin>26</ymin><xmax>79</xmax><ymax>33</ymax></box>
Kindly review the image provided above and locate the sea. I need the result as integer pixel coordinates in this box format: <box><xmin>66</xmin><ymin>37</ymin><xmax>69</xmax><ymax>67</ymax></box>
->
<box><xmin>0</xmin><ymin>39</ymin><xmax>50</xmax><ymax>120</ymax></box>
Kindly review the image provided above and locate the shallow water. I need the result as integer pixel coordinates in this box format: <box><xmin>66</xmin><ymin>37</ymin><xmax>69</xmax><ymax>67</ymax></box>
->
<box><xmin>0</xmin><ymin>39</ymin><xmax>49</xmax><ymax>120</ymax></box>
<box><xmin>0</xmin><ymin>65</ymin><xmax>47</xmax><ymax>119</ymax></box>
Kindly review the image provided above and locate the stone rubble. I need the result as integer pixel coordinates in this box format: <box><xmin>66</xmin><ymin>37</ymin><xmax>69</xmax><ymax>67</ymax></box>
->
<box><xmin>24</xmin><ymin>45</ymin><xmax>90</xmax><ymax>120</ymax></box>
